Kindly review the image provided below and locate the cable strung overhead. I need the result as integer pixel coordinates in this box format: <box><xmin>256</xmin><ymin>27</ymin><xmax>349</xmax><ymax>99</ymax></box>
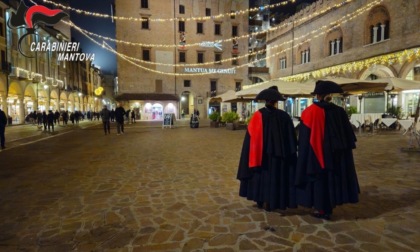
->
<box><xmin>67</xmin><ymin>0</ymin><xmax>382</xmax><ymax>70</ymax></box>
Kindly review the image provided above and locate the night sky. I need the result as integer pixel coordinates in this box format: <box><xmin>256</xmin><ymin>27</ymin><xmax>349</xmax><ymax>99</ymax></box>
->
<box><xmin>69</xmin><ymin>0</ymin><xmax>116</xmax><ymax>75</ymax></box>
<box><xmin>24</xmin><ymin>0</ymin><xmax>318</xmax><ymax>75</ymax></box>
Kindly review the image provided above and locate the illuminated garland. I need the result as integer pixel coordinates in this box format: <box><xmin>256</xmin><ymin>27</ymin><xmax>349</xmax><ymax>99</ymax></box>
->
<box><xmin>96</xmin><ymin>0</ymin><xmax>384</xmax><ymax>77</ymax></box>
<box><xmin>40</xmin><ymin>0</ymin><xmax>296</xmax><ymax>22</ymax></box>
<box><xmin>282</xmin><ymin>48</ymin><xmax>420</xmax><ymax>82</ymax></box>
<box><xmin>67</xmin><ymin>0</ymin><xmax>381</xmax><ymax>69</ymax></box>
<box><xmin>61</xmin><ymin>0</ymin><xmax>356</xmax><ymax>49</ymax></box>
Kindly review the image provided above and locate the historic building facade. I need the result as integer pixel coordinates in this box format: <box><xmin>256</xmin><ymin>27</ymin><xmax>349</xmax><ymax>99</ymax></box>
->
<box><xmin>0</xmin><ymin>0</ymin><xmax>103</xmax><ymax>124</ymax></box>
<box><xmin>265</xmin><ymin>0</ymin><xmax>420</xmax><ymax>117</ymax></box>
<box><xmin>115</xmin><ymin>0</ymin><xmax>249</xmax><ymax>120</ymax></box>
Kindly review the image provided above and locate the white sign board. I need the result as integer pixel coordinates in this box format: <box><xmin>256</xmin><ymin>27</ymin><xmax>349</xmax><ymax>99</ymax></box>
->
<box><xmin>200</xmin><ymin>41</ymin><xmax>222</xmax><ymax>50</ymax></box>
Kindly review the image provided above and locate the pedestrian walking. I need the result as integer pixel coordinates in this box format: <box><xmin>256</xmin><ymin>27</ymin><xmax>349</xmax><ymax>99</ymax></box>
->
<box><xmin>295</xmin><ymin>80</ymin><xmax>360</xmax><ymax>220</ymax></box>
<box><xmin>63</xmin><ymin>111</ymin><xmax>69</xmax><ymax>125</ymax></box>
<box><xmin>236</xmin><ymin>86</ymin><xmax>298</xmax><ymax>211</ymax></box>
<box><xmin>42</xmin><ymin>111</ymin><xmax>48</xmax><ymax>131</ymax></box>
<box><xmin>131</xmin><ymin>110</ymin><xmax>136</xmax><ymax>123</ymax></box>
<box><xmin>37</xmin><ymin>111</ymin><xmax>42</xmax><ymax>126</ymax></box>
<box><xmin>70</xmin><ymin>112</ymin><xmax>75</xmax><ymax>125</ymax></box>
<box><xmin>115</xmin><ymin>103</ymin><xmax>126</xmax><ymax>135</ymax></box>
<box><xmin>47</xmin><ymin>110</ymin><xmax>55</xmax><ymax>132</ymax></box>
<box><xmin>0</xmin><ymin>108</ymin><xmax>7</xmax><ymax>149</ymax></box>
<box><xmin>54</xmin><ymin>110</ymin><xmax>60</xmax><ymax>125</ymax></box>
<box><xmin>110</xmin><ymin>109</ymin><xmax>115</xmax><ymax>122</ymax></box>
<box><xmin>100</xmin><ymin>105</ymin><xmax>111</xmax><ymax>135</ymax></box>
<box><xmin>74</xmin><ymin>111</ymin><xmax>80</xmax><ymax>124</ymax></box>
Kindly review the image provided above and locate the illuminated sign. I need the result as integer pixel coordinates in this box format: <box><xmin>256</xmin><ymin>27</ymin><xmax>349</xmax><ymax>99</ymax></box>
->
<box><xmin>94</xmin><ymin>87</ymin><xmax>104</xmax><ymax>95</ymax></box>
<box><xmin>184</xmin><ymin>68</ymin><xmax>236</xmax><ymax>74</ymax></box>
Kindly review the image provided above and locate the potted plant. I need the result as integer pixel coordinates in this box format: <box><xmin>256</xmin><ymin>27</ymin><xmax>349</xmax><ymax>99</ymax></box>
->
<box><xmin>387</xmin><ymin>106</ymin><xmax>402</xmax><ymax>119</ymax></box>
<box><xmin>346</xmin><ymin>105</ymin><xmax>357</xmax><ymax>119</ymax></box>
<box><xmin>209</xmin><ymin>111</ymin><xmax>220</xmax><ymax>128</ymax></box>
<box><xmin>221</xmin><ymin>111</ymin><xmax>240</xmax><ymax>130</ymax></box>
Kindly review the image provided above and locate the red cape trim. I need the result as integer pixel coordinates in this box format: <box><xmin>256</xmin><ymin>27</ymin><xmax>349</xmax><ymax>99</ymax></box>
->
<box><xmin>302</xmin><ymin>105</ymin><xmax>326</xmax><ymax>169</ymax></box>
<box><xmin>248</xmin><ymin>111</ymin><xmax>263</xmax><ymax>168</ymax></box>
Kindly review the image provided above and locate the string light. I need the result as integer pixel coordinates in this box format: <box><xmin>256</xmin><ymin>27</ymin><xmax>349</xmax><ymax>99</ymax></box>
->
<box><xmin>92</xmin><ymin>0</ymin><xmax>385</xmax><ymax>77</ymax></box>
<box><xmin>67</xmin><ymin>0</ymin><xmax>381</xmax><ymax>69</ymax></box>
<box><xmin>28</xmin><ymin>0</ymin><xmax>404</xmax><ymax>79</ymax></box>
<box><xmin>282</xmin><ymin>48</ymin><xmax>420</xmax><ymax>82</ymax></box>
<box><xmin>60</xmin><ymin>0</ymin><xmax>358</xmax><ymax>49</ymax></box>
<box><xmin>40</xmin><ymin>0</ymin><xmax>297</xmax><ymax>23</ymax></box>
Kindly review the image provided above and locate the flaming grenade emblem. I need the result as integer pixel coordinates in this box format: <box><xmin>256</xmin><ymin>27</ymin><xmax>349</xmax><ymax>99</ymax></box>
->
<box><xmin>8</xmin><ymin>1</ymin><xmax>68</xmax><ymax>57</ymax></box>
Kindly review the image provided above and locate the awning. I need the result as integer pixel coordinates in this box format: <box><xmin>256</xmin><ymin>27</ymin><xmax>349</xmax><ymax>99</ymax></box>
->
<box><xmin>115</xmin><ymin>93</ymin><xmax>179</xmax><ymax>101</ymax></box>
<box><xmin>372</xmin><ymin>77</ymin><xmax>420</xmax><ymax>91</ymax></box>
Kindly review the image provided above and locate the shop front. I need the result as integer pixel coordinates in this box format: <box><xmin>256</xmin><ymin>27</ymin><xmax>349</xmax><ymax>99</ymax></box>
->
<box><xmin>115</xmin><ymin>93</ymin><xmax>179</xmax><ymax>121</ymax></box>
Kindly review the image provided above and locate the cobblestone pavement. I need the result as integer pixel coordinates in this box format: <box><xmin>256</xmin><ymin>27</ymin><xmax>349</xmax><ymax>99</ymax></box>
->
<box><xmin>0</xmin><ymin>120</ymin><xmax>419</xmax><ymax>251</ymax></box>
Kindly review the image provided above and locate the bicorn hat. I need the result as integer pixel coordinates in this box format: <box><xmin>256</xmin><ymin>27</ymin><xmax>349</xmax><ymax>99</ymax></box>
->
<box><xmin>311</xmin><ymin>80</ymin><xmax>343</xmax><ymax>95</ymax></box>
<box><xmin>255</xmin><ymin>85</ymin><xmax>286</xmax><ymax>101</ymax></box>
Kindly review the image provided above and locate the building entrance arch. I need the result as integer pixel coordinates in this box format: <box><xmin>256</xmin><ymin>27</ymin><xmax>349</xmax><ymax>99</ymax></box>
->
<box><xmin>180</xmin><ymin>91</ymin><xmax>192</xmax><ymax>118</ymax></box>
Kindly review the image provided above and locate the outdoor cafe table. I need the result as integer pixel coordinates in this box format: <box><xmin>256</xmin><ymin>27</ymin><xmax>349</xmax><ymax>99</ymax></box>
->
<box><xmin>350</xmin><ymin>113</ymin><xmax>382</xmax><ymax>128</ymax></box>
<box><xmin>381</xmin><ymin>118</ymin><xmax>398</xmax><ymax>129</ymax></box>
<box><xmin>398</xmin><ymin>119</ymin><xmax>413</xmax><ymax>135</ymax></box>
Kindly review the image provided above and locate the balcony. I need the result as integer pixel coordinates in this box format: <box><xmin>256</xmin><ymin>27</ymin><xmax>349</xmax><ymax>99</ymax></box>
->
<box><xmin>46</xmin><ymin>77</ymin><xmax>55</xmax><ymax>86</ymax></box>
<box><xmin>248</xmin><ymin>67</ymin><xmax>269</xmax><ymax>74</ymax></box>
<box><xmin>31</xmin><ymin>72</ymin><xmax>42</xmax><ymax>83</ymax></box>
<box><xmin>56</xmin><ymin>79</ymin><xmax>64</xmax><ymax>88</ymax></box>
<box><xmin>16</xmin><ymin>67</ymin><xmax>30</xmax><ymax>79</ymax></box>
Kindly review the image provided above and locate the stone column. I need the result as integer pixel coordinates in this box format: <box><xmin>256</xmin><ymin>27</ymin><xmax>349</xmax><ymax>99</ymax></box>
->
<box><xmin>330</xmin><ymin>41</ymin><xmax>335</xmax><ymax>55</ymax></box>
<box><xmin>380</xmin><ymin>24</ymin><xmax>386</xmax><ymax>41</ymax></box>
<box><xmin>373</xmin><ymin>26</ymin><xmax>378</xmax><ymax>43</ymax></box>
<box><xmin>18</xmin><ymin>96</ymin><xmax>25</xmax><ymax>124</ymax></box>
<box><xmin>46</xmin><ymin>91</ymin><xmax>50</xmax><ymax>111</ymax></box>
<box><xmin>306</xmin><ymin>50</ymin><xmax>310</xmax><ymax>62</ymax></box>
<box><xmin>336</xmin><ymin>39</ymin><xmax>341</xmax><ymax>53</ymax></box>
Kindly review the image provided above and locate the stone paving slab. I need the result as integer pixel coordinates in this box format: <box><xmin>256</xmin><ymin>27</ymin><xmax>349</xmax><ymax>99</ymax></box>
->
<box><xmin>0</xmin><ymin>123</ymin><xmax>419</xmax><ymax>251</ymax></box>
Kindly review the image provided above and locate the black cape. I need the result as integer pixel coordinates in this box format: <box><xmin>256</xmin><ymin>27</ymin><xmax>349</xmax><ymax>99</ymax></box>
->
<box><xmin>296</xmin><ymin>101</ymin><xmax>360</xmax><ymax>213</ymax></box>
<box><xmin>236</xmin><ymin>106</ymin><xmax>298</xmax><ymax>210</ymax></box>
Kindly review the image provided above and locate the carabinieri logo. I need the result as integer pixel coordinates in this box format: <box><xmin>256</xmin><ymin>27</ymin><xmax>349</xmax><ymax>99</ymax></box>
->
<box><xmin>7</xmin><ymin>0</ymin><xmax>68</xmax><ymax>58</ymax></box>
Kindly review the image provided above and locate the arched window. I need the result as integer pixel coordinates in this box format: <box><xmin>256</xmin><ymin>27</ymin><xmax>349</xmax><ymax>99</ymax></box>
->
<box><xmin>325</xmin><ymin>27</ymin><xmax>343</xmax><ymax>56</ymax></box>
<box><xmin>279</xmin><ymin>55</ymin><xmax>287</xmax><ymax>70</ymax></box>
<box><xmin>298</xmin><ymin>43</ymin><xmax>310</xmax><ymax>64</ymax></box>
<box><xmin>366</xmin><ymin>6</ymin><xmax>390</xmax><ymax>44</ymax></box>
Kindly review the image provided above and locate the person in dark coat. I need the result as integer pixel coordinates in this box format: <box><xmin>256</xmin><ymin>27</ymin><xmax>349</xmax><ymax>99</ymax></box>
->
<box><xmin>47</xmin><ymin>110</ymin><xmax>55</xmax><ymax>132</ymax></box>
<box><xmin>131</xmin><ymin>110</ymin><xmax>136</xmax><ymax>123</ymax></box>
<box><xmin>100</xmin><ymin>105</ymin><xmax>111</xmax><ymax>135</ymax></box>
<box><xmin>110</xmin><ymin>109</ymin><xmax>115</xmax><ymax>122</ymax></box>
<box><xmin>296</xmin><ymin>80</ymin><xmax>360</xmax><ymax>220</ymax></box>
<box><xmin>37</xmin><ymin>111</ymin><xmax>43</xmax><ymax>126</ymax></box>
<box><xmin>114</xmin><ymin>104</ymin><xmax>126</xmax><ymax>135</ymax></box>
<box><xmin>74</xmin><ymin>111</ymin><xmax>80</xmax><ymax>124</ymax></box>
<box><xmin>54</xmin><ymin>110</ymin><xmax>60</xmax><ymax>125</ymax></box>
<box><xmin>70</xmin><ymin>112</ymin><xmax>75</xmax><ymax>124</ymax></box>
<box><xmin>42</xmin><ymin>111</ymin><xmax>48</xmax><ymax>131</ymax></box>
<box><xmin>237</xmin><ymin>86</ymin><xmax>298</xmax><ymax>211</ymax></box>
